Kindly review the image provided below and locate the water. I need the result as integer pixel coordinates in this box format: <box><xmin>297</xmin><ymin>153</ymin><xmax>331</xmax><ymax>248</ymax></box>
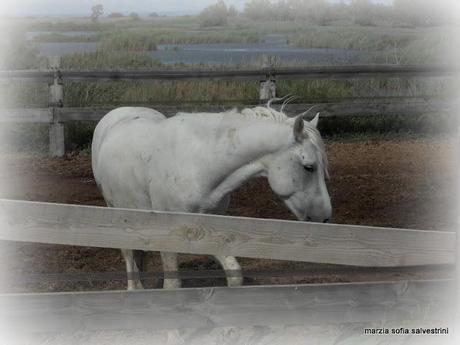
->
<box><xmin>32</xmin><ymin>34</ymin><xmax>370</xmax><ymax>65</ymax></box>
<box><xmin>153</xmin><ymin>34</ymin><xmax>369</xmax><ymax>65</ymax></box>
<box><xmin>26</xmin><ymin>31</ymin><xmax>99</xmax><ymax>40</ymax></box>
<box><xmin>27</xmin><ymin>31</ymin><xmax>100</xmax><ymax>57</ymax></box>
<box><xmin>36</xmin><ymin>42</ymin><xmax>99</xmax><ymax>57</ymax></box>
<box><xmin>153</xmin><ymin>44</ymin><xmax>368</xmax><ymax>65</ymax></box>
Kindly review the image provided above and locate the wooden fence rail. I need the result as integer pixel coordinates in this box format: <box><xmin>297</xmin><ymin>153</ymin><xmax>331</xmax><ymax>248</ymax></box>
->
<box><xmin>0</xmin><ymin>64</ymin><xmax>455</xmax><ymax>82</ymax></box>
<box><xmin>0</xmin><ymin>98</ymin><xmax>452</xmax><ymax>124</ymax></box>
<box><xmin>0</xmin><ymin>279</ymin><xmax>453</xmax><ymax>337</ymax></box>
<box><xmin>1</xmin><ymin>63</ymin><xmax>456</xmax><ymax>156</ymax></box>
<box><xmin>0</xmin><ymin>199</ymin><xmax>455</xmax><ymax>267</ymax></box>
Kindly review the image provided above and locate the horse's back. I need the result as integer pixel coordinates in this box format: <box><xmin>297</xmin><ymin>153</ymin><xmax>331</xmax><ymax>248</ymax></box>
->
<box><xmin>92</xmin><ymin>107</ymin><xmax>165</xmax><ymax>167</ymax></box>
<box><xmin>91</xmin><ymin>107</ymin><xmax>166</xmax><ymax>208</ymax></box>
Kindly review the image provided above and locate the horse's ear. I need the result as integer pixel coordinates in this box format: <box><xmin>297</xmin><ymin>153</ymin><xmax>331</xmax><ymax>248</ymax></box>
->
<box><xmin>309</xmin><ymin>112</ymin><xmax>320</xmax><ymax>128</ymax></box>
<box><xmin>293</xmin><ymin>115</ymin><xmax>304</xmax><ymax>142</ymax></box>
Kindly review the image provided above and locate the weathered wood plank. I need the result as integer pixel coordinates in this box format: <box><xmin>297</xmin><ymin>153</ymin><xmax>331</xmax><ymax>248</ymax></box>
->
<box><xmin>48</xmin><ymin>122</ymin><xmax>65</xmax><ymax>157</ymax></box>
<box><xmin>54</xmin><ymin>98</ymin><xmax>453</xmax><ymax>123</ymax></box>
<box><xmin>2</xmin><ymin>98</ymin><xmax>453</xmax><ymax>124</ymax></box>
<box><xmin>0</xmin><ymin>65</ymin><xmax>456</xmax><ymax>82</ymax></box>
<box><xmin>48</xmin><ymin>57</ymin><xmax>65</xmax><ymax>157</ymax></box>
<box><xmin>3</xmin><ymin>264</ymin><xmax>453</xmax><ymax>285</ymax></box>
<box><xmin>285</xmin><ymin>98</ymin><xmax>454</xmax><ymax>117</ymax></box>
<box><xmin>5</xmin><ymin>323</ymin><xmax>454</xmax><ymax>345</ymax></box>
<box><xmin>0</xmin><ymin>69</ymin><xmax>54</xmax><ymax>82</ymax></box>
<box><xmin>0</xmin><ymin>108</ymin><xmax>51</xmax><ymax>123</ymax></box>
<box><xmin>0</xmin><ymin>280</ymin><xmax>453</xmax><ymax>335</ymax></box>
<box><xmin>0</xmin><ymin>199</ymin><xmax>455</xmax><ymax>266</ymax></box>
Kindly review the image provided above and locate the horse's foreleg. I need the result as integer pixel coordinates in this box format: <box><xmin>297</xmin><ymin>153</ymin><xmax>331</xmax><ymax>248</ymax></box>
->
<box><xmin>133</xmin><ymin>250</ymin><xmax>147</xmax><ymax>272</ymax></box>
<box><xmin>160</xmin><ymin>252</ymin><xmax>181</xmax><ymax>289</ymax></box>
<box><xmin>214</xmin><ymin>255</ymin><xmax>243</xmax><ymax>287</ymax></box>
<box><xmin>121</xmin><ymin>249</ymin><xmax>144</xmax><ymax>290</ymax></box>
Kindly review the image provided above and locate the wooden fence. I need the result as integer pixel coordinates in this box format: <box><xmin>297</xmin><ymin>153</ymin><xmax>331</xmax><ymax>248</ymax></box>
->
<box><xmin>0</xmin><ymin>280</ymin><xmax>453</xmax><ymax>344</ymax></box>
<box><xmin>0</xmin><ymin>62</ymin><xmax>456</xmax><ymax>157</ymax></box>
<box><xmin>0</xmin><ymin>199</ymin><xmax>455</xmax><ymax>266</ymax></box>
<box><xmin>0</xmin><ymin>61</ymin><xmax>458</xmax><ymax>342</ymax></box>
<box><xmin>0</xmin><ymin>198</ymin><xmax>456</xmax><ymax>343</ymax></box>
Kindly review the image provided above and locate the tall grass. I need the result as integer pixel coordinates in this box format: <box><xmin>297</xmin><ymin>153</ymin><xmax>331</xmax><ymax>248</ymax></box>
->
<box><xmin>290</xmin><ymin>26</ymin><xmax>418</xmax><ymax>50</ymax></box>
<box><xmin>99</xmin><ymin>28</ymin><xmax>260</xmax><ymax>49</ymax></box>
<box><xmin>23</xmin><ymin>16</ymin><xmax>201</xmax><ymax>32</ymax></box>
<box><xmin>370</xmin><ymin>30</ymin><xmax>456</xmax><ymax>65</ymax></box>
<box><xmin>32</xmin><ymin>32</ymin><xmax>101</xmax><ymax>43</ymax></box>
<box><xmin>61</xmin><ymin>51</ymin><xmax>162</xmax><ymax>70</ymax></box>
<box><xmin>99</xmin><ymin>32</ymin><xmax>158</xmax><ymax>51</ymax></box>
<box><xmin>63</xmin><ymin>80</ymin><xmax>259</xmax><ymax>107</ymax></box>
<box><xmin>289</xmin><ymin>25</ymin><xmax>454</xmax><ymax>65</ymax></box>
<box><xmin>2</xmin><ymin>16</ymin><xmax>455</xmax><ymax>153</ymax></box>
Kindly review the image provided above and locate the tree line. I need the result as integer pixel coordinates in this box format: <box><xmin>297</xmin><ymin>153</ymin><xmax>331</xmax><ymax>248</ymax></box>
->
<box><xmin>199</xmin><ymin>0</ymin><xmax>457</xmax><ymax>27</ymax></box>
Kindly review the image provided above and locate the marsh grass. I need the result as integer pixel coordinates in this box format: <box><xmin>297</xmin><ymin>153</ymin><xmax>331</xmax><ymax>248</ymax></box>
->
<box><xmin>290</xmin><ymin>25</ymin><xmax>454</xmax><ymax>65</ymax></box>
<box><xmin>289</xmin><ymin>26</ymin><xmax>420</xmax><ymax>50</ymax></box>
<box><xmin>61</xmin><ymin>51</ymin><xmax>162</xmax><ymax>70</ymax></box>
<box><xmin>2</xmin><ymin>74</ymin><xmax>450</xmax><ymax>109</ymax></box>
<box><xmin>23</xmin><ymin>16</ymin><xmax>201</xmax><ymax>32</ymax></box>
<box><xmin>370</xmin><ymin>31</ymin><xmax>456</xmax><ymax>65</ymax></box>
<box><xmin>2</xmin><ymin>17</ymin><xmax>455</xmax><ymax>153</ymax></box>
<box><xmin>99</xmin><ymin>32</ymin><xmax>158</xmax><ymax>51</ymax></box>
<box><xmin>63</xmin><ymin>80</ymin><xmax>259</xmax><ymax>107</ymax></box>
<box><xmin>32</xmin><ymin>32</ymin><xmax>102</xmax><ymax>43</ymax></box>
<box><xmin>21</xmin><ymin>15</ymin><xmax>453</xmax><ymax>65</ymax></box>
<box><xmin>98</xmin><ymin>28</ymin><xmax>261</xmax><ymax>51</ymax></box>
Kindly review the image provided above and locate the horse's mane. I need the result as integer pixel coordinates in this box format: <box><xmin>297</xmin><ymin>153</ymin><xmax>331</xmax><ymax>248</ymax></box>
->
<box><xmin>237</xmin><ymin>99</ymin><xmax>329</xmax><ymax>178</ymax></box>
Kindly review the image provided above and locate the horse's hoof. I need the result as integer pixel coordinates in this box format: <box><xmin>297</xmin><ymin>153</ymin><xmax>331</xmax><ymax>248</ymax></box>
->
<box><xmin>163</xmin><ymin>279</ymin><xmax>181</xmax><ymax>289</ymax></box>
<box><xmin>127</xmin><ymin>280</ymin><xmax>144</xmax><ymax>290</ymax></box>
<box><xmin>227</xmin><ymin>276</ymin><xmax>243</xmax><ymax>287</ymax></box>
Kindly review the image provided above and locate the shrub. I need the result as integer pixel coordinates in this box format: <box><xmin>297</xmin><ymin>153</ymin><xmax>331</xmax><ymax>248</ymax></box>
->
<box><xmin>108</xmin><ymin>12</ymin><xmax>124</xmax><ymax>18</ymax></box>
<box><xmin>61</xmin><ymin>50</ymin><xmax>161</xmax><ymax>69</ymax></box>
<box><xmin>129</xmin><ymin>12</ymin><xmax>140</xmax><ymax>21</ymax></box>
<box><xmin>199</xmin><ymin>0</ymin><xmax>232</xmax><ymax>27</ymax></box>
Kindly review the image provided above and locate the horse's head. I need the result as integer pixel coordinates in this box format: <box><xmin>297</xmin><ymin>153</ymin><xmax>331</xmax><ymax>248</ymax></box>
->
<box><xmin>265</xmin><ymin>113</ymin><xmax>332</xmax><ymax>223</ymax></box>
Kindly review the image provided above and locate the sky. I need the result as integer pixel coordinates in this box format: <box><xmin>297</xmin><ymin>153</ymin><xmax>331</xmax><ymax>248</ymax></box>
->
<box><xmin>0</xmin><ymin>0</ymin><xmax>393</xmax><ymax>17</ymax></box>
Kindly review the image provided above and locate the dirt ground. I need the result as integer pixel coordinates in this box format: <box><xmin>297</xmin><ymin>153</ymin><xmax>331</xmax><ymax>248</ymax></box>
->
<box><xmin>0</xmin><ymin>136</ymin><xmax>457</xmax><ymax>292</ymax></box>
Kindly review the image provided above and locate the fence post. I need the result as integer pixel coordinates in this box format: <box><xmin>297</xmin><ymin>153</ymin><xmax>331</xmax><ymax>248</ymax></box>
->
<box><xmin>259</xmin><ymin>55</ymin><xmax>276</xmax><ymax>102</ymax></box>
<box><xmin>456</xmin><ymin>125</ymin><xmax>460</xmax><ymax>342</ymax></box>
<box><xmin>49</xmin><ymin>56</ymin><xmax>65</xmax><ymax>157</ymax></box>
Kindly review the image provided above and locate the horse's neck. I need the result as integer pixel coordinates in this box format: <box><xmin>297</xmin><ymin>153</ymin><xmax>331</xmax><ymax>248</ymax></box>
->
<box><xmin>195</xmin><ymin>114</ymin><xmax>292</xmax><ymax>208</ymax></box>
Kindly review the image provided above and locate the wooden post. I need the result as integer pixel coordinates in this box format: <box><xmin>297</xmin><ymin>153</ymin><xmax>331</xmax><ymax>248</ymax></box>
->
<box><xmin>456</xmin><ymin>126</ymin><xmax>460</xmax><ymax>343</ymax></box>
<box><xmin>259</xmin><ymin>55</ymin><xmax>276</xmax><ymax>102</ymax></box>
<box><xmin>49</xmin><ymin>56</ymin><xmax>65</xmax><ymax>157</ymax></box>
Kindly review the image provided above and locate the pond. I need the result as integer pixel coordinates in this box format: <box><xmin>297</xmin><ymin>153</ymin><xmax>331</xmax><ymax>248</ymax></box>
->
<box><xmin>32</xmin><ymin>33</ymin><xmax>371</xmax><ymax>65</ymax></box>
<box><xmin>26</xmin><ymin>31</ymin><xmax>99</xmax><ymax>40</ymax></box>
<box><xmin>35</xmin><ymin>42</ymin><xmax>99</xmax><ymax>57</ymax></box>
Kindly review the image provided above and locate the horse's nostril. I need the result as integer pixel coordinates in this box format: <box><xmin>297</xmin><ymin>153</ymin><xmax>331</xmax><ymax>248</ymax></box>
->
<box><xmin>323</xmin><ymin>218</ymin><xmax>330</xmax><ymax>223</ymax></box>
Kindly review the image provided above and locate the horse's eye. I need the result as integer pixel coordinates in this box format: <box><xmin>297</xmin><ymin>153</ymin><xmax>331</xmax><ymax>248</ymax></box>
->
<box><xmin>303</xmin><ymin>165</ymin><xmax>314</xmax><ymax>172</ymax></box>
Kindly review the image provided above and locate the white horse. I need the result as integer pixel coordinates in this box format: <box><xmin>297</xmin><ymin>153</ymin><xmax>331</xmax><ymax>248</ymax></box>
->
<box><xmin>91</xmin><ymin>103</ymin><xmax>332</xmax><ymax>290</ymax></box>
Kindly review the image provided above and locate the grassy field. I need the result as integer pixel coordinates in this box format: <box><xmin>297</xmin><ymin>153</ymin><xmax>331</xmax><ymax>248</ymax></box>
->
<box><xmin>0</xmin><ymin>14</ymin><xmax>457</xmax><ymax>153</ymax></box>
<box><xmin>2</xmin><ymin>14</ymin><xmax>456</xmax><ymax>68</ymax></box>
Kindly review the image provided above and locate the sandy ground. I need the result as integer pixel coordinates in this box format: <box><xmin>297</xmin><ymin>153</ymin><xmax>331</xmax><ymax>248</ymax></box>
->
<box><xmin>0</xmin><ymin>136</ymin><xmax>457</xmax><ymax>292</ymax></box>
